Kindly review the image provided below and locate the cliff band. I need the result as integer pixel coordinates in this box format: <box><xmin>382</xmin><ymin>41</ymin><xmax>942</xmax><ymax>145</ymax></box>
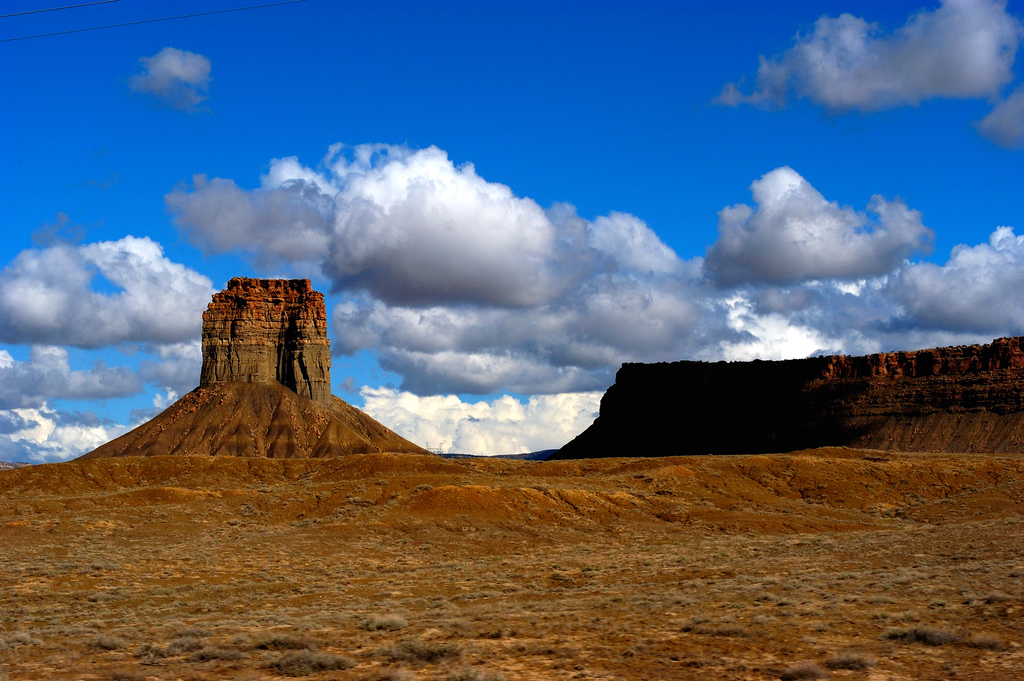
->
<box><xmin>555</xmin><ymin>336</ymin><xmax>1024</xmax><ymax>459</ymax></box>
<box><xmin>201</xmin><ymin>277</ymin><xmax>332</xmax><ymax>405</ymax></box>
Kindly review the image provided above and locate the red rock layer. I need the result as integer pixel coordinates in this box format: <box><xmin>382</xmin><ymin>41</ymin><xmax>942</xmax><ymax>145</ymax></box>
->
<box><xmin>200</xmin><ymin>278</ymin><xmax>332</xmax><ymax>405</ymax></box>
<box><xmin>554</xmin><ymin>337</ymin><xmax>1024</xmax><ymax>459</ymax></box>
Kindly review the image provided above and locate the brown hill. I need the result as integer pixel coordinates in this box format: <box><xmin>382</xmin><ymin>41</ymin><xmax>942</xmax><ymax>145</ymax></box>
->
<box><xmin>556</xmin><ymin>336</ymin><xmax>1024</xmax><ymax>459</ymax></box>
<box><xmin>81</xmin><ymin>381</ymin><xmax>427</xmax><ymax>459</ymax></box>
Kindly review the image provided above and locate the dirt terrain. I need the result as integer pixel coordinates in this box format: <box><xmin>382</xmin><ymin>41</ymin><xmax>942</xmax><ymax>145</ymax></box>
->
<box><xmin>1</xmin><ymin>449</ymin><xmax>1022</xmax><ymax>680</ymax></box>
<box><xmin>83</xmin><ymin>383</ymin><xmax>428</xmax><ymax>460</ymax></box>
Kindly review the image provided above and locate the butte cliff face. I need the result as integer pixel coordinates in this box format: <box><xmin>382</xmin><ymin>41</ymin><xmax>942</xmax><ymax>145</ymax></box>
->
<box><xmin>84</xmin><ymin>278</ymin><xmax>428</xmax><ymax>460</ymax></box>
<box><xmin>554</xmin><ymin>337</ymin><xmax>1024</xmax><ymax>459</ymax></box>
<box><xmin>200</xmin><ymin>277</ymin><xmax>332</xmax><ymax>405</ymax></box>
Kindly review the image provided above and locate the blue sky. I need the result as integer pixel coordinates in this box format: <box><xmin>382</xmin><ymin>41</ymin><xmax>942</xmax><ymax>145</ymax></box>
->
<box><xmin>2</xmin><ymin>0</ymin><xmax>1024</xmax><ymax>461</ymax></box>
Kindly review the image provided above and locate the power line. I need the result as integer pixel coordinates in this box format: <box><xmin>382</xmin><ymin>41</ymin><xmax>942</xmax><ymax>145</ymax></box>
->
<box><xmin>0</xmin><ymin>0</ymin><xmax>123</xmax><ymax>20</ymax></box>
<box><xmin>0</xmin><ymin>0</ymin><xmax>310</xmax><ymax>43</ymax></box>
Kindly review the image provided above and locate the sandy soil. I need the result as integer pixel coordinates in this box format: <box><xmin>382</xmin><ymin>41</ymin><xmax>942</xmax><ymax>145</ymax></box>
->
<box><xmin>0</xmin><ymin>449</ymin><xmax>1022</xmax><ymax>680</ymax></box>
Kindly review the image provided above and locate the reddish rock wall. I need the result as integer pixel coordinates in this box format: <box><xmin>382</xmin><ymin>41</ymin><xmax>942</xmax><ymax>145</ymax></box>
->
<box><xmin>554</xmin><ymin>337</ymin><xmax>1024</xmax><ymax>459</ymax></box>
<box><xmin>200</xmin><ymin>278</ymin><xmax>332</xmax><ymax>405</ymax></box>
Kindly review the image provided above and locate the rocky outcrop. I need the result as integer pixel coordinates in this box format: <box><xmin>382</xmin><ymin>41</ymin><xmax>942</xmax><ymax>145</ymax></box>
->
<box><xmin>83</xmin><ymin>277</ymin><xmax>430</xmax><ymax>460</ymax></box>
<box><xmin>554</xmin><ymin>337</ymin><xmax>1024</xmax><ymax>459</ymax></box>
<box><xmin>200</xmin><ymin>278</ymin><xmax>331</xmax><ymax>405</ymax></box>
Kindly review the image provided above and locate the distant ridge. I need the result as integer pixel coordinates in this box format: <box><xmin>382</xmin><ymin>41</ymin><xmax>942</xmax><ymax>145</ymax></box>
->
<box><xmin>438</xmin><ymin>450</ymin><xmax>555</xmax><ymax>461</ymax></box>
<box><xmin>556</xmin><ymin>336</ymin><xmax>1024</xmax><ymax>459</ymax></box>
<box><xmin>0</xmin><ymin>461</ymin><xmax>31</xmax><ymax>470</ymax></box>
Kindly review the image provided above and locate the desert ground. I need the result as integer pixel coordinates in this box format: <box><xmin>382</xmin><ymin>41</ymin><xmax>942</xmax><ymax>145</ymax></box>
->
<box><xmin>1</xmin><ymin>449</ymin><xmax>1022</xmax><ymax>681</ymax></box>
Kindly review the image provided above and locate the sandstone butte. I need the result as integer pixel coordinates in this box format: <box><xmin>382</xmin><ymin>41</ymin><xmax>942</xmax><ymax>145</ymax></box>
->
<box><xmin>82</xmin><ymin>278</ymin><xmax>427</xmax><ymax>459</ymax></box>
<box><xmin>555</xmin><ymin>336</ymin><xmax>1024</xmax><ymax>459</ymax></box>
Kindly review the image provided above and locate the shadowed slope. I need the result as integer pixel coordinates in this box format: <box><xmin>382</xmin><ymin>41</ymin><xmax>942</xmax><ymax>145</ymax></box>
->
<box><xmin>81</xmin><ymin>382</ymin><xmax>428</xmax><ymax>459</ymax></box>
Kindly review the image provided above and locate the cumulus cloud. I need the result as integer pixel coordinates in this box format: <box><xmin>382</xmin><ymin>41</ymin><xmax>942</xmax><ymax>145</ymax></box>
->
<box><xmin>589</xmin><ymin>211</ymin><xmax>683</xmax><ymax>275</ymax></box>
<box><xmin>716</xmin><ymin>295</ymin><xmax>840</xmax><ymax>361</ymax></box>
<box><xmin>0</xmin><ymin>346</ymin><xmax>142</xmax><ymax>409</ymax></box>
<box><xmin>360</xmin><ymin>387</ymin><xmax>602</xmax><ymax>455</ymax></box>
<box><xmin>168</xmin><ymin>144</ymin><xmax>590</xmax><ymax>307</ymax></box>
<box><xmin>137</xmin><ymin>341</ymin><xmax>203</xmax><ymax>397</ymax></box>
<box><xmin>165</xmin><ymin>144</ymin><xmax>1024</xmax><ymax>401</ymax></box>
<box><xmin>704</xmin><ymin>167</ymin><xmax>933</xmax><ymax>286</ymax></box>
<box><xmin>128</xmin><ymin>47</ymin><xmax>211</xmax><ymax>111</ymax></box>
<box><xmin>165</xmin><ymin>175</ymin><xmax>333</xmax><ymax>270</ymax></box>
<box><xmin>0</xmin><ymin>235</ymin><xmax>214</xmax><ymax>348</ymax></box>
<box><xmin>975</xmin><ymin>85</ymin><xmax>1024</xmax><ymax>148</ymax></box>
<box><xmin>333</xmin><ymin>272</ymin><xmax>702</xmax><ymax>395</ymax></box>
<box><xmin>169</xmin><ymin>143</ymin><xmax>704</xmax><ymax>394</ymax></box>
<box><xmin>0</xmin><ymin>404</ymin><xmax>128</xmax><ymax>463</ymax></box>
<box><xmin>889</xmin><ymin>226</ymin><xmax>1024</xmax><ymax>333</ymax></box>
<box><xmin>717</xmin><ymin>0</ymin><xmax>1022</xmax><ymax>112</ymax></box>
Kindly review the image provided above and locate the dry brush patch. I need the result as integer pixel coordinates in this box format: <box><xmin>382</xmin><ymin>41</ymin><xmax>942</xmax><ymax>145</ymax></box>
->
<box><xmin>0</xmin><ymin>451</ymin><xmax>1022</xmax><ymax>680</ymax></box>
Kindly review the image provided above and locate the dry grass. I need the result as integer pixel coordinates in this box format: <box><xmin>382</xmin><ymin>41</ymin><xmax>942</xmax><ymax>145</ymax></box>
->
<box><xmin>270</xmin><ymin>650</ymin><xmax>356</xmax><ymax>676</ymax></box>
<box><xmin>360</xmin><ymin>614</ymin><xmax>410</xmax><ymax>631</ymax></box>
<box><xmin>0</xmin><ymin>450</ymin><xmax>1022</xmax><ymax>680</ymax></box>
<box><xmin>884</xmin><ymin>626</ymin><xmax>962</xmax><ymax>646</ymax></box>
<box><xmin>823</xmin><ymin>651</ymin><xmax>876</xmax><ymax>670</ymax></box>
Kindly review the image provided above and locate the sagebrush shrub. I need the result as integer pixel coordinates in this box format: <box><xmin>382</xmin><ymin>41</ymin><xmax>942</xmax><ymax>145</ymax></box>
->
<box><xmin>360</xmin><ymin>614</ymin><xmax>409</xmax><ymax>631</ymax></box>
<box><xmin>884</xmin><ymin>627</ymin><xmax>961</xmax><ymax>646</ymax></box>
<box><xmin>377</xmin><ymin>638</ymin><xmax>462</xmax><ymax>664</ymax></box>
<box><xmin>89</xmin><ymin>635</ymin><xmax>127</xmax><ymax>651</ymax></box>
<box><xmin>825</xmin><ymin>652</ymin><xmax>876</xmax><ymax>670</ymax></box>
<box><xmin>252</xmin><ymin>634</ymin><xmax>316</xmax><ymax>650</ymax></box>
<box><xmin>270</xmin><ymin>650</ymin><xmax>356</xmax><ymax>677</ymax></box>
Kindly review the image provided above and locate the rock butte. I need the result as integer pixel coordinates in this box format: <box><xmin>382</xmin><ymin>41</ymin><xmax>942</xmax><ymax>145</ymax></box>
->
<box><xmin>555</xmin><ymin>336</ymin><xmax>1024</xmax><ymax>459</ymax></box>
<box><xmin>201</xmin><ymin>277</ymin><xmax>332</xmax><ymax>405</ymax></box>
<box><xmin>83</xmin><ymin>278</ymin><xmax>427</xmax><ymax>459</ymax></box>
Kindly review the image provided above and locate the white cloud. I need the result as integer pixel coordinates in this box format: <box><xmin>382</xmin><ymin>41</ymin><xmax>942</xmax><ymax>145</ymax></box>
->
<box><xmin>589</xmin><ymin>211</ymin><xmax>683</xmax><ymax>275</ymax></box>
<box><xmin>0</xmin><ymin>346</ymin><xmax>142</xmax><ymax>409</ymax></box>
<box><xmin>164</xmin><ymin>146</ymin><xmax>1024</xmax><ymax>404</ymax></box>
<box><xmin>0</xmin><ymin>404</ymin><xmax>129</xmax><ymax>463</ymax></box>
<box><xmin>0</xmin><ymin>235</ymin><xmax>214</xmax><ymax>348</ymax></box>
<box><xmin>168</xmin><ymin>144</ymin><xmax>588</xmax><ymax>307</ymax></box>
<box><xmin>717</xmin><ymin>0</ymin><xmax>1021</xmax><ymax>112</ymax></box>
<box><xmin>333</xmin><ymin>273</ymin><xmax>702</xmax><ymax>395</ymax></box>
<box><xmin>717</xmin><ymin>295</ymin><xmax>839</xmax><ymax>361</ymax></box>
<box><xmin>704</xmin><ymin>167</ymin><xmax>933</xmax><ymax>286</ymax></box>
<box><xmin>889</xmin><ymin>226</ymin><xmax>1024</xmax><ymax>332</ymax></box>
<box><xmin>976</xmin><ymin>85</ymin><xmax>1024</xmax><ymax>148</ymax></box>
<box><xmin>165</xmin><ymin>175</ymin><xmax>334</xmax><ymax>270</ymax></box>
<box><xmin>137</xmin><ymin>341</ymin><xmax>203</xmax><ymax>397</ymax></box>
<box><xmin>169</xmin><ymin>143</ymin><xmax>705</xmax><ymax>394</ymax></box>
<box><xmin>360</xmin><ymin>387</ymin><xmax>602</xmax><ymax>455</ymax></box>
<box><xmin>128</xmin><ymin>47</ymin><xmax>211</xmax><ymax>111</ymax></box>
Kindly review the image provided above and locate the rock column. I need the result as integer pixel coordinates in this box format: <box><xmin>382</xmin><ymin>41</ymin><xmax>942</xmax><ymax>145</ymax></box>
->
<box><xmin>200</xmin><ymin>278</ymin><xmax>332</xmax><ymax>405</ymax></box>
